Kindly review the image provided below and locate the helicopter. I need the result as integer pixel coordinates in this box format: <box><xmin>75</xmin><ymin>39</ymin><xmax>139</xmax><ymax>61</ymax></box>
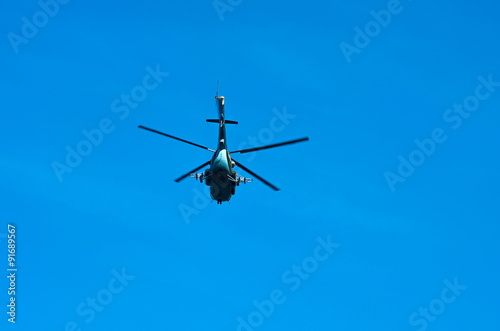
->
<box><xmin>138</xmin><ymin>93</ymin><xmax>309</xmax><ymax>204</ymax></box>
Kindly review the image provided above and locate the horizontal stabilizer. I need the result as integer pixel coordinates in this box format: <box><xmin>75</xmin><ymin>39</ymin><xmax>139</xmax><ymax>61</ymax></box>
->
<box><xmin>206</xmin><ymin>119</ymin><xmax>238</xmax><ymax>124</ymax></box>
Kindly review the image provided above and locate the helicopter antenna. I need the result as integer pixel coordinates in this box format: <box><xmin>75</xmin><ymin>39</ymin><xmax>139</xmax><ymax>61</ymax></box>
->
<box><xmin>216</xmin><ymin>80</ymin><xmax>219</xmax><ymax>97</ymax></box>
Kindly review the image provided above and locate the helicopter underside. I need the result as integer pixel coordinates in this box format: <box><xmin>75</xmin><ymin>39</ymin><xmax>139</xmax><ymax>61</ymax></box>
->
<box><xmin>205</xmin><ymin>149</ymin><xmax>236</xmax><ymax>204</ymax></box>
<box><xmin>205</xmin><ymin>169</ymin><xmax>236</xmax><ymax>204</ymax></box>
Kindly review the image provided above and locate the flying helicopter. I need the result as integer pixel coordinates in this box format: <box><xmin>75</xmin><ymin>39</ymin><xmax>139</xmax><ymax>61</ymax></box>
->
<box><xmin>138</xmin><ymin>92</ymin><xmax>309</xmax><ymax>204</ymax></box>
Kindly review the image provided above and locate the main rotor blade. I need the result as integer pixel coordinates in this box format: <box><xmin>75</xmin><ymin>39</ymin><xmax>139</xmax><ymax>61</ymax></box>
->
<box><xmin>174</xmin><ymin>161</ymin><xmax>211</xmax><ymax>183</ymax></box>
<box><xmin>230</xmin><ymin>137</ymin><xmax>309</xmax><ymax>154</ymax></box>
<box><xmin>232</xmin><ymin>159</ymin><xmax>280</xmax><ymax>191</ymax></box>
<box><xmin>138</xmin><ymin>125</ymin><xmax>214</xmax><ymax>152</ymax></box>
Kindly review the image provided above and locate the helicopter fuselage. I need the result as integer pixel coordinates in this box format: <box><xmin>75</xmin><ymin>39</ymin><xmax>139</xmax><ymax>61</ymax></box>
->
<box><xmin>204</xmin><ymin>96</ymin><xmax>237</xmax><ymax>204</ymax></box>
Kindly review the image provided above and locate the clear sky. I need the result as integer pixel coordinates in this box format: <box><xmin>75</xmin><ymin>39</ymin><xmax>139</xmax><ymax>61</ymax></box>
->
<box><xmin>1</xmin><ymin>0</ymin><xmax>499</xmax><ymax>330</ymax></box>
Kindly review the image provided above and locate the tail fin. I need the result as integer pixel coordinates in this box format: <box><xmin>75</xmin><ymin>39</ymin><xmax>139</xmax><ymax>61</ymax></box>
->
<box><xmin>206</xmin><ymin>119</ymin><xmax>238</xmax><ymax>124</ymax></box>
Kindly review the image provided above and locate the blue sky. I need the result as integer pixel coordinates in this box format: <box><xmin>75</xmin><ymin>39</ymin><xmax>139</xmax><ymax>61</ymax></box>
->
<box><xmin>1</xmin><ymin>0</ymin><xmax>499</xmax><ymax>330</ymax></box>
